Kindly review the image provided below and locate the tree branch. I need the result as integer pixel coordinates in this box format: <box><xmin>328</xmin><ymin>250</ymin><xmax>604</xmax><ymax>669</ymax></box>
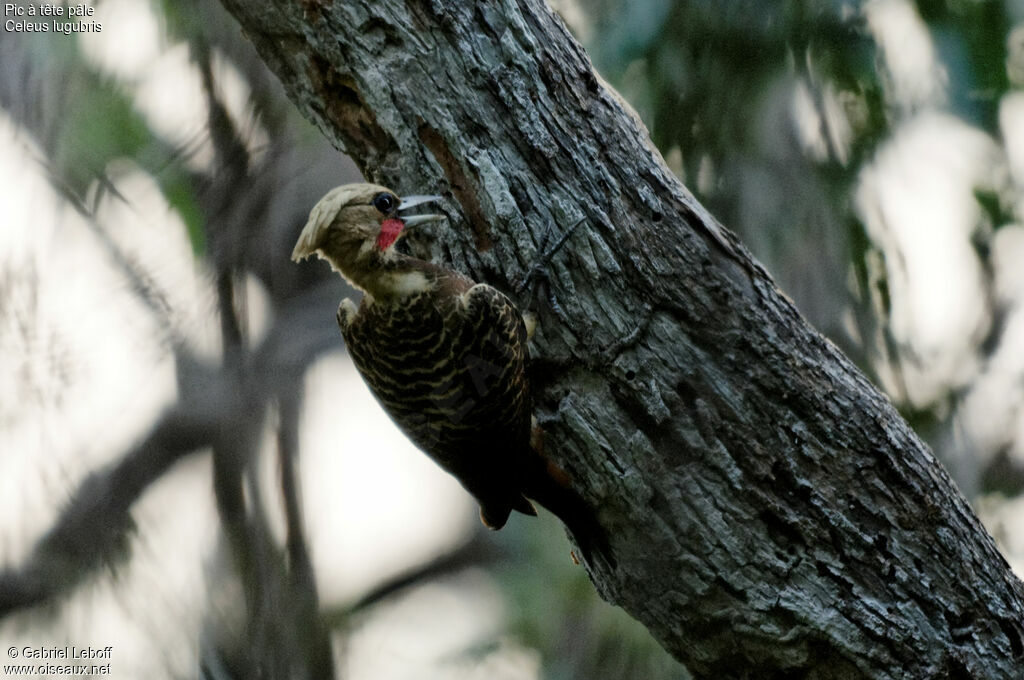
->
<box><xmin>214</xmin><ymin>1</ymin><xmax>1024</xmax><ymax>677</ymax></box>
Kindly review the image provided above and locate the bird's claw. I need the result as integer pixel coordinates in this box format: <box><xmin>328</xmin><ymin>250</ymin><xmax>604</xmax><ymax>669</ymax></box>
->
<box><xmin>515</xmin><ymin>216</ymin><xmax>585</xmax><ymax>314</ymax></box>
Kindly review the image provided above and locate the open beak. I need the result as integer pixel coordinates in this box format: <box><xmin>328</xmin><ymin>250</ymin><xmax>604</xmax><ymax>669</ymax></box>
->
<box><xmin>398</xmin><ymin>195</ymin><xmax>445</xmax><ymax>228</ymax></box>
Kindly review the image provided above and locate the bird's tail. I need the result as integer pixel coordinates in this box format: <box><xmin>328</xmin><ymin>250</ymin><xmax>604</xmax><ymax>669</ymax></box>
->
<box><xmin>522</xmin><ymin>456</ymin><xmax>610</xmax><ymax>566</ymax></box>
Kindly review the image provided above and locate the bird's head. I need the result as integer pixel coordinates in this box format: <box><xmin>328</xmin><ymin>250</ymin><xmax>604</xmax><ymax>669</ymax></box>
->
<box><xmin>291</xmin><ymin>183</ymin><xmax>444</xmax><ymax>294</ymax></box>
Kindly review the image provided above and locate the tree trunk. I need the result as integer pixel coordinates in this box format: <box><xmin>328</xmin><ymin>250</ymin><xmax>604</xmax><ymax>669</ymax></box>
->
<box><xmin>215</xmin><ymin>0</ymin><xmax>1024</xmax><ymax>677</ymax></box>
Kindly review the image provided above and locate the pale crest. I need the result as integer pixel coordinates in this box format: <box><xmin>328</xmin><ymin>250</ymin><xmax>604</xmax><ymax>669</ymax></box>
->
<box><xmin>290</xmin><ymin>184</ymin><xmax>389</xmax><ymax>262</ymax></box>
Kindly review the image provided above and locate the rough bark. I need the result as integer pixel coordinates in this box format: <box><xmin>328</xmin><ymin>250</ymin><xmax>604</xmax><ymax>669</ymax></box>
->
<box><xmin>214</xmin><ymin>0</ymin><xmax>1024</xmax><ymax>677</ymax></box>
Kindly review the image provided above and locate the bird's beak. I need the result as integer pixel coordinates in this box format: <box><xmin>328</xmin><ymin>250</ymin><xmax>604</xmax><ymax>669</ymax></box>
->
<box><xmin>398</xmin><ymin>195</ymin><xmax>445</xmax><ymax>229</ymax></box>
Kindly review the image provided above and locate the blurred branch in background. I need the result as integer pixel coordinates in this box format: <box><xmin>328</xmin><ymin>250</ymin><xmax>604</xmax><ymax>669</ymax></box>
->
<box><xmin>0</xmin><ymin>2</ymin><xmax>351</xmax><ymax>676</ymax></box>
<box><xmin>0</xmin><ymin>401</ymin><xmax>216</xmax><ymax>616</ymax></box>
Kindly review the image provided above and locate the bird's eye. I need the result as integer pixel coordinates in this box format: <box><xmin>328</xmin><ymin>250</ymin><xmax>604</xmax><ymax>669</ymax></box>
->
<box><xmin>372</xmin><ymin>193</ymin><xmax>397</xmax><ymax>215</ymax></box>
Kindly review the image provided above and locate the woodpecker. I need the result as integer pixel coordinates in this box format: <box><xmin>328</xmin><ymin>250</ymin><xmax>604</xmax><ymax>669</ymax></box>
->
<box><xmin>291</xmin><ymin>183</ymin><xmax>601</xmax><ymax>552</ymax></box>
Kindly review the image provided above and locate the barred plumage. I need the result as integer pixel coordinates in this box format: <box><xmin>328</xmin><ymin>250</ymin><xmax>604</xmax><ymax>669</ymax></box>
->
<box><xmin>341</xmin><ymin>267</ymin><xmax>536</xmax><ymax>527</ymax></box>
<box><xmin>292</xmin><ymin>183</ymin><xmax>603</xmax><ymax>546</ymax></box>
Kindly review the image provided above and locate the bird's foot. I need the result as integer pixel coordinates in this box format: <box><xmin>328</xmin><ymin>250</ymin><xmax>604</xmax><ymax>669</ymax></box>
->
<box><xmin>513</xmin><ymin>216</ymin><xmax>585</xmax><ymax>318</ymax></box>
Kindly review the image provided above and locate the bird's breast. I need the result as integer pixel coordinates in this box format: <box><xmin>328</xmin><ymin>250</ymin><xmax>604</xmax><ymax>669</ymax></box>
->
<box><xmin>342</xmin><ymin>292</ymin><xmax>528</xmax><ymax>457</ymax></box>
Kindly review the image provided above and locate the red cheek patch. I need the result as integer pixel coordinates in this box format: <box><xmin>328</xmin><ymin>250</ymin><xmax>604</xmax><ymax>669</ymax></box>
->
<box><xmin>376</xmin><ymin>218</ymin><xmax>404</xmax><ymax>250</ymax></box>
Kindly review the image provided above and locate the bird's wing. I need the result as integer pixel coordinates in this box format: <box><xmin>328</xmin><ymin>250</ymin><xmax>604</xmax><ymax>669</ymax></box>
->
<box><xmin>445</xmin><ymin>283</ymin><xmax>531</xmax><ymax>440</ymax></box>
<box><xmin>336</xmin><ymin>297</ymin><xmax>359</xmax><ymax>334</ymax></box>
<box><xmin>459</xmin><ymin>283</ymin><xmax>529</xmax><ymax>370</ymax></box>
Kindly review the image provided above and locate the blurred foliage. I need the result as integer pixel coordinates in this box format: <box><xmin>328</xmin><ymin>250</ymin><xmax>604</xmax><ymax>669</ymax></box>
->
<box><xmin>7</xmin><ymin>30</ymin><xmax>208</xmax><ymax>252</ymax></box>
<box><xmin>916</xmin><ymin>0</ymin><xmax>1010</xmax><ymax>130</ymax></box>
<box><xmin>55</xmin><ymin>74</ymin><xmax>149</xmax><ymax>186</ymax></box>
<box><xmin>581</xmin><ymin>0</ymin><xmax>888</xmax><ymax>355</ymax></box>
<box><xmin>577</xmin><ymin>0</ymin><xmax>1023</xmax><ymax>470</ymax></box>
<box><xmin>496</xmin><ymin>514</ymin><xmax>689</xmax><ymax>679</ymax></box>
